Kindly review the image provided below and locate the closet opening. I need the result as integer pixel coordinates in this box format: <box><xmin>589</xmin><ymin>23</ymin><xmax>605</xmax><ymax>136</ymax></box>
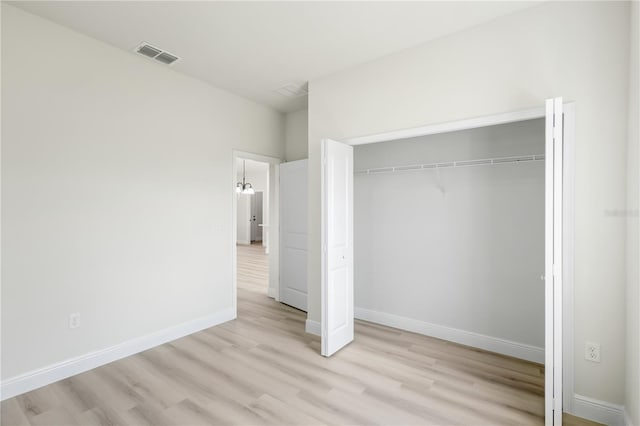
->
<box><xmin>321</xmin><ymin>101</ymin><xmax>575</xmax><ymax>424</ymax></box>
<box><xmin>352</xmin><ymin>117</ymin><xmax>547</xmax><ymax>369</ymax></box>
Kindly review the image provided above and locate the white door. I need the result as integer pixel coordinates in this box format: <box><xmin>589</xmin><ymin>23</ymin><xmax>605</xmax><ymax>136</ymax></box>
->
<box><xmin>279</xmin><ymin>159</ymin><xmax>308</xmax><ymax>311</ymax></box>
<box><xmin>545</xmin><ymin>97</ymin><xmax>563</xmax><ymax>425</ymax></box>
<box><xmin>321</xmin><ymin>139</ymin><xmax>354</xmax><ymax>357</ymax></box>
<box><xmin>251</xmin><ymin>192</ymin><xmax>263</xmax><ymax>242</ymax></box>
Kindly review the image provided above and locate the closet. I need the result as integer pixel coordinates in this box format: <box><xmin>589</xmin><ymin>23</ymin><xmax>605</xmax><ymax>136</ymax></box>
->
<box><xmin>353</xmin><ymin>118</ymin><xmax>545</xmax><ymax>362</ymax></box>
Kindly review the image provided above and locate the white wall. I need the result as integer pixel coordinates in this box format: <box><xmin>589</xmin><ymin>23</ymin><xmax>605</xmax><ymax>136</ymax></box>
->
<box><xmin>236</xmin><ymin>195</ymin><xmax>251</xmax><ymax>245</ymax></box>
<box><xmin>237</xmin><ymin>166</ymin><xmax>269</xmax><ymax>194</ymax></box>
<box><xmin>285</xmin><ymin>108</ymin><xmax>308</xmax><ymax>161</ymax></box>
<box><xmin>1</xmin><ymin>4</ymin><xmax>284</xmax><ymax>382</ymax></box>
<box><xmin>626</xmin><ymin>2</ymin><xmax>640</xmax><ymax>424</ymax></box>
<box><xmin>354</xmin><ymin>119</ymin><xmax>544</xmax><ymax>350</ymax></box>
<box><xmin>308</xmin><ymin>1</ymin><xmax>630</xmax><ymax>406</ymax></box>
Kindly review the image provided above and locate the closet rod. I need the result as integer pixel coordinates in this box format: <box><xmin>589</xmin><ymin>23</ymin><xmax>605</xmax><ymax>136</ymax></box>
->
<box><xmin>354</xmin><ymin>154</ymin><xmax>545</xmax><ymax>175</ymax></box>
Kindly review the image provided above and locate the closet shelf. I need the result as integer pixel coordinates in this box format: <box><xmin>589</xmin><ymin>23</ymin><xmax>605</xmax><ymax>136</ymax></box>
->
<box><xmin>354</xmin><ymin>154</ymin><xmax>545</xmax><ymax>175</ymax></box>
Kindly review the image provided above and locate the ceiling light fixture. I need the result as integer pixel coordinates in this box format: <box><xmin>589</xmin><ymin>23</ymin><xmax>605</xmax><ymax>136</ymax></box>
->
<box><xmin>237</xmin><ymin>160</ymin><xmax>255</xmax><ymax>195</ymax></box>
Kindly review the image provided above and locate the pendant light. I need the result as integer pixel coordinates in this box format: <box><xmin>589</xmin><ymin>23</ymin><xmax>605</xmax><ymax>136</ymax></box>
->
<box><xmin>237</xmin><ymin>160</ymin><xmax>255</xmax><ymax>195</ymax></box>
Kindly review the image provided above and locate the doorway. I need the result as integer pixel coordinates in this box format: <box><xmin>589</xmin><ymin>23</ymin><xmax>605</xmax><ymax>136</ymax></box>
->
<box><xmin>232</xmin><ymin>151</ymin><xmax>281</xmax><ymax>316</ymax></box>
<box><xmin>236</xmin><ymin>158</ymin><xmax>270</xmax><ymax>299</ymax></box>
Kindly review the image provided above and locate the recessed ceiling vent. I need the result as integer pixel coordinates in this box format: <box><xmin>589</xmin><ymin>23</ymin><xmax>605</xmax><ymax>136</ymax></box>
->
<box><xmin>134</xmin><ymin>42</ymin><xmax>180</xmax><ymax>66</ymax></box>
<box><xmin>275</xmin><ymin>82</ymin><xmax>308</xmax><ymax>98</ymax></box>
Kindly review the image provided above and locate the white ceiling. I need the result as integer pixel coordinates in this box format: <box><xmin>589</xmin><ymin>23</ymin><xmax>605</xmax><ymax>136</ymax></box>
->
<box><xmin>11</xmin><ymin>1</ymin><xmax>539</xmax><ymax>113</ymax></box>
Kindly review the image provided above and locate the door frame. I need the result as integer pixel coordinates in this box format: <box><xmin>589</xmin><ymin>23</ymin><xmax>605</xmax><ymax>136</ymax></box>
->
<box><xmin>232</xmin><ymin>150</ymin><xmax>282</xmax><ymax>316</ymax></box>
<box><xmin>338</xmin><ymin>103</ymin><xmax>576</xmax><ymax>419</ymax></box>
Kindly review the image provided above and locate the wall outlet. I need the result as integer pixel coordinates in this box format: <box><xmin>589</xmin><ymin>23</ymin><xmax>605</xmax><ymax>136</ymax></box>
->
<box><xmin>69</xmin><ymin>313</ymin><xmax>80</xmax><ymax>329</ymax></box>
<box><xmin>585</xmin><ymin>341</ymin><xmax>601</xmax><ymax>363</ymax></box>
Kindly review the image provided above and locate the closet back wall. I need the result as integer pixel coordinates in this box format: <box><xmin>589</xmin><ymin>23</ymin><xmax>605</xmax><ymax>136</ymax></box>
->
<box><xmin>354</xmin><ymin>119</ymin><xmax>545</xmax><ymax>354</ymax></box>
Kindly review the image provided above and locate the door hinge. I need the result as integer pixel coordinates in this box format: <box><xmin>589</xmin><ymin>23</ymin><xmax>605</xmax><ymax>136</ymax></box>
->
<box><xmin>553</xmin><ymin>121</ymin><xmax>562</xmax><ymax>142</ymax></box>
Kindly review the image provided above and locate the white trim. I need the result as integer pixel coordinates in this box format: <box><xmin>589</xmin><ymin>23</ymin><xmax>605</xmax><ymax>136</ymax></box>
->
<box><xmin>267</xmin><ymin>287</ymin><xmax>277</xmax><ymax>299</ymax></box>
<box><xmin>320</xmin><ymin>141</ymin><xmax>328</xmax><ymax>351</ymax></box>
<box><xmin>563</xmin><ymin>103</ymin><xmax>577</xmax><ymax>414</ymax></box>
<box><xmin>354</xmin><ymin>307</ymin><xmax>544</xmax><ymax>364</ymax></box>
<box><xmin>624</xmin><ymin>408</ymin><xmax>635</xmax><ymax>426</ymax></box>
<box><xmin>573</xmin><ymin>394</ymin><xmax>627</xmax><ymax>426</ymax></box>
<box><xmin>346</xmin><ymin>106</ymin><xmax>545</xmax><ymax>146</ymax></box>
<box><xmin>305</xmin><ymin>319</ymin><xmax>321</xmax><ymax>336</ymax></box>
<box><xmin>269</xmin><ymin>163</ymin><xmax>280</xmax><ymax>301</ymax></box>
<box><xmin>0</xmin><ymin>308</ymin><xmax>235</xmax><ymax>401</ymax></box>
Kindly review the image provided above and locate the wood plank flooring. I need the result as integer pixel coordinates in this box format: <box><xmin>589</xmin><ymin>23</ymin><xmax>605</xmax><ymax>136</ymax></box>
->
<box><xmin>1</xmin><ymin>242</ymin><xmax>599</xmax><ymax>425</ymax></box>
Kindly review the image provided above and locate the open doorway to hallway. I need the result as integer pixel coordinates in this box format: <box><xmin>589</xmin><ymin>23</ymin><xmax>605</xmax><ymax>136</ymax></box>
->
<box><xmin>235</xmin><ymin>158</ymin><xmax>270</xmax><ymax>297</ymax></box>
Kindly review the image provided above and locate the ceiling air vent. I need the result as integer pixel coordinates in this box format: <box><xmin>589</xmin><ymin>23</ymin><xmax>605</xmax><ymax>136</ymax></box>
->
<box><xmin>275</xmin><ymin>82</ymin><xmax>308</xmax><ymax>98</ymax></box>
<box><xmin>134</xmin><ymin>42</ymin><xmax>180</xmax><ymax>66</ymax></box>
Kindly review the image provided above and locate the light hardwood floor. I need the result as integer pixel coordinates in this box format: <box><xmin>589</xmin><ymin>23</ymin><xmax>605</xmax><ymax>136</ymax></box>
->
<box><xmin>2</xmin><ymin>242</ymin><xmax>600</xmax><ymax>426</ymax></box>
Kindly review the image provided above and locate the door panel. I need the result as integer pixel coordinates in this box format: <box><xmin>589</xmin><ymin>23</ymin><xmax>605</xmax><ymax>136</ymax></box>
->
<box><xmin>545</xmin><ymin>97</ymin><xmax>563</xmax><ymax>425</ymax></box>
<box><xmin>321</xmin><ymin>139</ymin><xmax>354</xmax><ymax>357</ymax></box>
<box><xmin>250</xmin><ymin>192</ymin><xmax>263</xmax><ymax>242</ymax></box>
<box><xmin>328</xmin><ymin>268</ymin><xmax>348</xmax><ymax>332</ymax></box>
<box><xmin>279</xmin><ymin>159</ymin><xmax>308</xmax><ymax>311</ymax></box>
<box><xmin>254</xmin><ymin>192</ymin><xmax>263</xmax><ymax>242</ymax></box>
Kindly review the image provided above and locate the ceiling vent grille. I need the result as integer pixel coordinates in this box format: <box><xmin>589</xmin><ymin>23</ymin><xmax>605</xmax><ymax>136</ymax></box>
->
<box><xmin>275</xmin><ymin>82</ymin><xmax>308</xmax><ymax>98</ymax></box>
<box><xmin>134</xmin><ymin>42</ymin><xmax>180</xmax><ymax>66</ymax></box>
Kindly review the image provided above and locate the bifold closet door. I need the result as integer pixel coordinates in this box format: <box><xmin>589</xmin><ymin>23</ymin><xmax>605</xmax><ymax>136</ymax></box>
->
<box><xmin>545</xmin><ymin>97</ymin><xmax>563</xmax><ymax>426</ymax></box>
<box><xmin>321</xmin><ymin>139</ymin><xmax>354</xmax><ymax>357</ymax></box>
<box><xmin>279</xmin><ymin>159</ymin><xmax>308</xmax><ymax>311</ymax></box>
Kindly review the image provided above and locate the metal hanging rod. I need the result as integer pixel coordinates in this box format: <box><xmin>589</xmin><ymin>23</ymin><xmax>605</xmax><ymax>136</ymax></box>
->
<box><xmin>354</xmin><ymin>154</ymin><xmax>545</xmax><ymax>175</ymax></box>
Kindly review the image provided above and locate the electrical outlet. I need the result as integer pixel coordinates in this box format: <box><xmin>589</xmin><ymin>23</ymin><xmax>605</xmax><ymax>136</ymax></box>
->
<box><xmin>585</xmin><ymin>341</ymin><xmax>601</xmax><ymax>363</ymax></box>
<box><xmin>69</xmin><ymin>313</ymin><xmax>80</xmax><ymax>329</ymax></box>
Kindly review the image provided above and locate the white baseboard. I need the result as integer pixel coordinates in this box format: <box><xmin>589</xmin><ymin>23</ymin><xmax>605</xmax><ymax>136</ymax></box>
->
<box><xmin>0</xmin><ymin>307</ymin><xmax>236</xmax><ymax>401</ymax></box>
<box><xmin>354</xmin><ymin>307</ymin><xmax>544</xmax><ymax>364</ymax></box>
<box><xmin>237</xmin><ymin>240</ymin><xmax>250</xmax><ymax>246</ymax></box>
<box><xmin>572</xmin><ymin>394</ymin><xmax>627</xmax><ymax>426</ymax></box>
<box><xmin>267</xmin><ymin>287</ymin><xmax>277</xmax><ymax>299</ymax></box>
<box><xmin>305</xmin><ymin>319</ymin><xmax>321</xmax><ymax>336</ymax></box>
<box><xmin>624</xmin><ymin>408</ymin><xmax>635</xmax><ymax>426</ymax></box>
